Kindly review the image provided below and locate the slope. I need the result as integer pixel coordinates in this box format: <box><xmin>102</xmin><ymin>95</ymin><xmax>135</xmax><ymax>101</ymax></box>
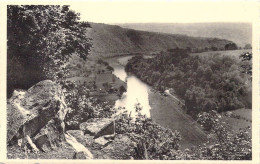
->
<box><xmin>88</xmin><ymin>23</ymin><xmax>234</xmax><ymax>57</ymax></box>
<box><xmin>116</xmin><ymin>23</ymin><xmax>252</xmax><ymax>48</ymax></box>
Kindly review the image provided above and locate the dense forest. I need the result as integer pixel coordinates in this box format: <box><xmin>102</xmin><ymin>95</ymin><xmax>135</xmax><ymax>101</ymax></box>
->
<box><xmin>7</xmin><ymin>5</ymin><xmax>92</xmax><ymax>97</ymax></box>
<box><xmin>125</xmin><ymin>48</ymin><xmax>252</xmax><ymax>116</ymax></box>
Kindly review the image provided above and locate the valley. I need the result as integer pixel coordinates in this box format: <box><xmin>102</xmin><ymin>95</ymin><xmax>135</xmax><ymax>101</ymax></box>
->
<box><xmin>7</xmin><ymin>5</ymin><xmax>252</xmax><ymax>160</ymax></box>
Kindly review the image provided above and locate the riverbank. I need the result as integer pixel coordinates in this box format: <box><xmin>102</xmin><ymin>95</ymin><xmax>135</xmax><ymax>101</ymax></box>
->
<box><xmin>106</xmin><ymin>55</ymin><xmax>208</xmax><ymax>149</ymax></box>
<box><xmin>148</xmin><ymin>89</ymin><xmax>207</xmax><ymax>150</ymax></box>
<box><xmin>65</xmin><ymin>56</ymin><xmax>127</xmax><ymax>105</ymax></box>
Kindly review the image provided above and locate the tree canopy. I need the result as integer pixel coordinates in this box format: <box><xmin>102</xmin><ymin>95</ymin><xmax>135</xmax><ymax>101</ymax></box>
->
<box><xmin>7</xmin><ymin>5</ymin><xmax>92</xmax><ymax>97</ymax></box>
<box><xmin>126</xmin><ymin>49</ymin><xmax>251</xmax><ymax>115</ymax></box>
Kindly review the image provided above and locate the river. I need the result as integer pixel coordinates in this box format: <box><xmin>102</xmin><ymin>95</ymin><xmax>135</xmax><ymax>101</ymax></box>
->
<box><xmin>108</xmin><ymin>56</ymin><xmax>151</xmax><ymax>118</ymax></box>
<box><xmin>106</xmin><ymin>55</ymin><xmax>207</xmax><ymax>149</ymax></box>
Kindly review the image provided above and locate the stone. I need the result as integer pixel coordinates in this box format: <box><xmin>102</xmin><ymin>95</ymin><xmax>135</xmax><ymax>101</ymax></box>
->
<box><xmin>102</xmin><ymin>134</ymin><xmax>135</xmax><ymax>159</ymax></box>
<box><xmin>73</xmin><ymin>151</ymin><xmax>87</xmax><ymax>159</ymax></box>
<box><xmin>94</xmin><ymin>137</ymin><xmax>112</xmax><ymax>147</ymax></box>
<box><xmin>79</xmin><ymin>118</ymin><xmax>115</xmax><ymax>138</ymax></box>
<box><xmin>7</xmin><ymin>80</ymin><xmax>68</xmax><ymax>149</ymax></box>
<box><xmin>67</xmin><ymin>130</ymin><xmax>86</xmax><ymax>146</ymax></box>
<box><xmin>65</xmin><ymin>133</ymin><xmax>93</xmax><ymax>159</ymax></box>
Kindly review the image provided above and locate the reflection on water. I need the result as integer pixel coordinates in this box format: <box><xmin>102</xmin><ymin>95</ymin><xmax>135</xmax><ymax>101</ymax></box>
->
<box><xmin>112</xmin><ymin>65</ymin><xmax>128</xmax><ymax>82</ymax></box>
<box><xmin>110</xmin><ymin>56</ymin><xmax>151</xmax><ymax>118</ymax></box>
<box><xmin>115</xmin><ymin>75</ymin><xmax>151</xmax><ymax>117</ymax></box>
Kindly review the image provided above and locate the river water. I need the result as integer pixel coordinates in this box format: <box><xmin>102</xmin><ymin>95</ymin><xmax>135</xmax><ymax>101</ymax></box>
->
<box><xmin>106</xmin><ymin>55</ymin><xmax>208</xmax><ymax>149</ymax></box>
<box><xmin>109</xmin><ymin>56</ymin><xmax>151</xmax><ymax>117</ymax></box>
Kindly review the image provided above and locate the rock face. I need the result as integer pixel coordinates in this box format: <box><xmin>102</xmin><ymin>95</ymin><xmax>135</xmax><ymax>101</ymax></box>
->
<box><xmin>65</xmin><ymin>133</ymin><xmax>93</xmax><ymax>159</ymax></box>
<box><xmin>7</xmin><ymin>80</ymin><xmax>68</xmax><ymax>150</ymax></box>
<box><xmin>102</xmin><ymin>134</ymin><xmax>135</xmax><ymax>159</ymax></box>
<box><xmin>79</xmin><ymin>118</ymin><xmax>115</xmax><ymax>138</ymax></box>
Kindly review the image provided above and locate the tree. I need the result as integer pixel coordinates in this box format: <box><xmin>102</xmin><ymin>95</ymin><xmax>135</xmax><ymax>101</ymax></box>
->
<box><xmin>196</xmin><ymin>111</ymin><xmax>251</xmax><ymax>160</ymax></box>
<box><xmin>225</xmin><ymin>43</ymin><xmax>238</xmax><ymax>50</ymax></box>
<box><xmin>239</xmin><ymin>52</ymin><xmax>252</xmax><ymax>81</ymax></box>
<box><xmin>7</xmin><ymin>5</ymin><xmax>92</xmax><ymax>97</ymax></box>
<box><xmin>244</xmin><ymin>44</ymin><xmax>252</xmax><ymax>49</ymax></box>
<box><xmin>119</xmin><ymin>85</ymin><xmax>126</xmax><ymax>95</ymax></box>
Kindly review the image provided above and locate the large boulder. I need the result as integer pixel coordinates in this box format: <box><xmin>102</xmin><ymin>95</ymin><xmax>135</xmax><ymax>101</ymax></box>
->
<box><xmin>65</xmin><ymin>133</ymin><xmax>93</xmax><ymax>159</ymax></box>
<box><xmin>79</xmin><ymin>118</ymin><xmax>115</xmax><ymax>138</ymax></box>
<box><xmin>7</xmin><ymin>80</ymin><xmax>68</xmax><ymax>149</ymax></box>
<box><xmin>66</xmin><ymin>130</ymin><xmax>86</xmax><ymax>146</ymax></box>
<box><xmin>101</xmin><ymin>134</ymin><xmax>135</xmax><ymax>159</ymax></box>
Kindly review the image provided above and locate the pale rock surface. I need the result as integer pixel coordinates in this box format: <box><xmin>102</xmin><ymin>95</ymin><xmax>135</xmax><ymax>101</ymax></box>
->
<box><xmin>7</xmin><ymin>80</ymin><xmax>68</xmax><ymax>150</ymax></box>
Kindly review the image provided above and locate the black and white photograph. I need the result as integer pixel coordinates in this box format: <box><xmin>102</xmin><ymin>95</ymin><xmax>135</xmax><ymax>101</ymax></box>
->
<box><xmin>2</xmin><ymin>0</ymin><xmax>258</xmax><ymax>161</ymax></box>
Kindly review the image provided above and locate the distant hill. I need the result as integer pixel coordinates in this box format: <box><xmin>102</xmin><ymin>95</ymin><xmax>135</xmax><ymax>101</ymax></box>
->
<box><xmin>115</xmin><ymin>23</ymin><xmax>252</xmax><ymax>48</ymax></box>
<box><xmin>88</xmin><ymin>23</ymin><xmax>234</xmax><ymax>57</ymax></box>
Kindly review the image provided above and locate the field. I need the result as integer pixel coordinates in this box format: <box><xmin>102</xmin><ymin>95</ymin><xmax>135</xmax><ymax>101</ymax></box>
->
<box><xmin>221</xmin><ymin>108</ymin><xmax>252</xmax><ymax>135</ymax></box>
<box><xmin>148</xmin><ymin>90</ymin><xmax>208</xmax><ymax>150</ymax></box>
<box><xmin>191</xmin><ymin>49</ymin><xmax>252</xmax><ymax>59</ymax></box>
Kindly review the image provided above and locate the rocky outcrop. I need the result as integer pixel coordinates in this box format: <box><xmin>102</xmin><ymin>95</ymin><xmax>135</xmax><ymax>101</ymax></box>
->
<box><xmin>65</xmin><ymin>133</ymin><xmax>93</xmax><ymax>159</ymax></box>
<box><xmin>7</xmin><ymin>80</ymin><xmax>68</xmax><ymax>151</ymax></box>
<box><xmin>102</xmin><ymin>134</ymin><xmax>135</xmax><ymax>159</ymax></box>
<box><xmin>7</xmin><ymin>80</ymin><xmax>135</xmax><ymax>159</ymax></box>
<box><xmin>79</xmin><ymin>118</ymin><xmax>115</xmax><ymax>138</ymax></box>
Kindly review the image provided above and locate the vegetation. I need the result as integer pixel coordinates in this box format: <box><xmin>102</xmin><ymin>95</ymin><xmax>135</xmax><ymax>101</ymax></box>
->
<box><xmin>115</xmin><ymin>104</ymin><xmax>251</xmax><ymax>160</ymax></box>
<box><xmin>89</xmin><ymin>23</ymin><xmax>233</xmax><ymax>56</ymax></box>
<box><xmin>244</xmin><ymin>44</ymin><xmax>252</xmax><ymax>49</ymax></box>
<box><xmin>195</xmin><ymin>111</ymin><xmax>251</xmax><ymax>160</ymax></box>
<box><xmin>61</xmin><ymin>80</ymin><xmax>117</xmax><ymax>130</ymax></box>
<box><xmin>126</xmin><ymin>48</ymin><xmax>252</xmax><ymax>116</ymax></box>
<box><xmin>116</xmin><ymin>104</ymin><xmax>182</xmax><ymax>160</ymax></box>
<box><xmin>7</xmin><ymin>5</ymin><xmax>252</xmax><ymax>160</ymax></box>
<box><xmin>118</xmin><ymin>23</ymin><xmax>252</xmax><ymax>48</ymax></box>
<box><xmin>7</xmin><ymin>5</ymin><xmax>92</xmax><ymax>97</ymax></box>
<box><xmin>239</xmin><ymin>52</ymin><xmax>252</xmax><ymax>80</ymax></box>
<box><xmin>225</xmin><ymin>43</ymin><xmax>238</xmax><ymax>50</ymax></box>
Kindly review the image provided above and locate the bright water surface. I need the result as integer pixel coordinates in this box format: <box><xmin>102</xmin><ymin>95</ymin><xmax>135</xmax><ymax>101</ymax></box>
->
<box><xmin>107</xmin><ymin>55</ymin><xmax>208</xmax><ymax>149</ymax></box>
<box><xmin>108</xmin><ymin>56</ymin><xmax>151</xmax><ymax>117</ymax></box>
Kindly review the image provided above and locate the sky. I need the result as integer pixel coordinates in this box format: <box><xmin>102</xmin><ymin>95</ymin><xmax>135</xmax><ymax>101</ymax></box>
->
<box><xmin>69</xmin><ymin>0</ymin><xmax>258</xmax><ymax>24</ymax></box>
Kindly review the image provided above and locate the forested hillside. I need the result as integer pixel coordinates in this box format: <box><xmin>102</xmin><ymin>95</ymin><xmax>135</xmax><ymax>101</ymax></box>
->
<box><xmin>117</xmin><ymin>23</ymin><xmax>252</xmax><ymax>48</ymax></box>
<box><xmin>88</xmin><ymin>23</ymin><xmax>234</xmax><ymax>56</ymax></box>
<box><xmin>125</xmin><ymin>48</ymin><xmax>252</xmax><ymax>115</ymax></box>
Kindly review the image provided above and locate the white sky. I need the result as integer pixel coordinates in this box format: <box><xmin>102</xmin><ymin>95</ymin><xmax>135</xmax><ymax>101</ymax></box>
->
<box><xmin>69</xmin><ymin>0</ymin><xmax>258</xmax><ymax>24</ymax></box>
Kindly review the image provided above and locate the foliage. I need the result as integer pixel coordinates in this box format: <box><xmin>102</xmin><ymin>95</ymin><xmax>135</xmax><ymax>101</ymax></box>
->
<box><xmin>225</xmin><ymin>43</ymin><xmax>238</xmax><ymax>50</ymax></box>
<box><xmin>239</xmin><ymin>52</ymin><xmax>252</xmax><ymax>81</ymax></box>
<box><xmin>244</xmin><ymin>44</ymin><xmax>252</xmax><ymax>49</ymax></box>
<box><xmin>194</xmin><ymin>111</ymin><xmax>251</xmax><ymax>160</ymax></box>
<box><xmin>115</xmin><ymin>103</ymin><xmax>182</xmax><ymax>160</ymax></box>
<box><xmin>115</xmin><ymin>104</ymin><xmax>251</xmax><ymax>160</ymax></box>
<box><xmin>119</xmin><ymin>85</ymin><xmax>126</xmax><ymax>95</ymax></box>
<box><xmin>7</xmin><ymin>5</ymin><xmax>92</xmax><ymax>97</ymax></box>
<box><xmin>125</xmin><ymin>48</ymin><xmax>251</xmax><ymax>115</ymax></box>
<box><xmin>60</xmin><ymin>80</ymin><xmax>116</xmax><ymax>129</ymax></box>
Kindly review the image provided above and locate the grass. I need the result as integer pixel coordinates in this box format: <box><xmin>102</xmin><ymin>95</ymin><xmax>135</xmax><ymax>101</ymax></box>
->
<box><xmin>232</xmin><ymin>108</ymin><xmax>252</xmax><ymax>121</ymax></box>
<box><xmin>191</xmin><ymin>49</ymin><xmax>252</xmax><ymax>60</ymax></box>
<box><xmin>148</xmin><ymin>90</ymin><xmax>207</xmax><ymax>150</ymax></box>
<box><xmin>221</xmin><ymin>108</ymin><xmax>252</xmax><ymax>135</ymax></box>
